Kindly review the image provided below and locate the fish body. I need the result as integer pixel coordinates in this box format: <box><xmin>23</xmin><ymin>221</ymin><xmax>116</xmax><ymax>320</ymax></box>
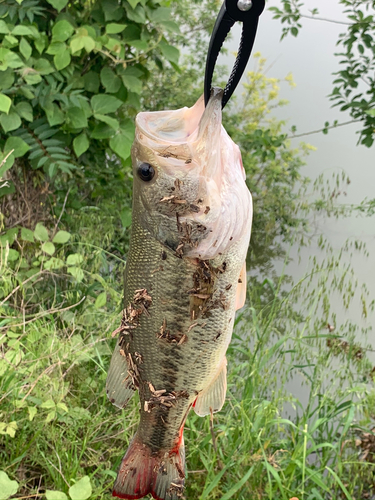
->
<box><xmin>107</xmin><ymin>89</ymin><xmax>252</xmax><ymax>500</ymax></box>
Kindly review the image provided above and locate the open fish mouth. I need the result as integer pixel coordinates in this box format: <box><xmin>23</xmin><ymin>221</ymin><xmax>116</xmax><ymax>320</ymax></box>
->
<box><xmin>133</xmin><ymin>89</ymin><xmax>251</xmax><ymax>260</ymax></box>
<box><xmin>135</xmin><ymin>88</ymin><xmax>225</xmax><ymax>179</ymax></box>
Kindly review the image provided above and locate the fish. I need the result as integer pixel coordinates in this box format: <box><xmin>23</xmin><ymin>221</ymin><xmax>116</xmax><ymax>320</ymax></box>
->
<box><xmin>106</xmin><ymin>87</ymin><xmax>252</xmax><ymax>500</ymax></box>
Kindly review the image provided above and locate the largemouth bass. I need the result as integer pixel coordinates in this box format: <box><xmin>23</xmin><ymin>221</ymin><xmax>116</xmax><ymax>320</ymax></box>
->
<box><xmin>106</xmin><ymin>88</ymin><xmax>252</xmax><ymax>500</ymax></box>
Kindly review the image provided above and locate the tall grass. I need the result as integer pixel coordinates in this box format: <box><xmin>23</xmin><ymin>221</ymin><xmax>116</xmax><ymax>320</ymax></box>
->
<box><xmin>1</xmin><ymin>221</ymin><xmax>374</xmax><ymax>499</ymax></box>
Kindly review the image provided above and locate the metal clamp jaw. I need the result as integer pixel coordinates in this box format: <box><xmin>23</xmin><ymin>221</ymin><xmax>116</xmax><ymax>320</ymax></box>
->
<box><xmin>204</xmin><ymin>0</ymin><xmax>265</xmax><ymax>108</ymax></box>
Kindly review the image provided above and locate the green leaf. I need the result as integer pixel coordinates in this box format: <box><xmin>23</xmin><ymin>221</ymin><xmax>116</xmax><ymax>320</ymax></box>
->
<box><xmin>66</xmin><ymin>107</ymin><xmax>88</xmax><ymax>129</ymax></box>
<box><xmin>11</xmin><ymin>25</ymin><xmax>33</xmax><ymax>36</ymax></box>
<box><xmin>21</xmin><ymin>227</ymin><xmax>34</xmax><ymax>242</ymax></box>
<box><xmin>83</xmin><ymin>71</ymin><xmax>100</xmax><ymax>93</ymax></box>
<box><xmin>57</xmin><ymin>402</ymin><xmax>68</xmax><ymax>412</ymax></box>
<box><xmin>83</xmin><ymin>36</ymin><xmax>95</xmax><ymax>52</ymax></box>
<box><xmin>159</xmin><ymin>41</ymin><xmax>179</xmax><ymax>65</ymax></box>
<box><xmin>34</xmin><ymin>223</ymin><xmax>49</xmax><ymax>242</ymax></box>
<box><xmin>0</xmin><ymin>152</ymin><xmax>14</xmax><ymax>178</ymax></box>
<box><xmin>34</xmin><ymin>58</ymin><xmax>55</xmax><ymax>75</ymax></box>
<box><xmin>69</xmin><ymin>476</ymin><xmax>92</xmax><ymax>500</ymax></box>
<box><xmin>67</xmin><ymin>266</ymin><xmax>84</xmax><ymax>282</ymax></box>
<box><xmin>90</xmin><ymin>123</ymin><xmax>114</xmax><ymax>139</ymax></box>
<box><xmin>120</xmin><ymin>119</ymin><xmax>135</xmax><ymax>139</ymax></box>
<box><xmin>35</xmin><ymin>34</ymin><xmax>47</xmax><ymax>54</ymax></box>
<box><xmin>70</xmin><ymin>37</ymin><xmax>84</xmax><ymax>53</ymax></box>
<box><xmin>91</xmin><ymin>94</ymin><xmax>122</xmax><ymax>115</ymax></box>
<box><xmin>0</xmin><ymin>93</ymin><xmax>11</xmax><ymax>114</ymax></box>
<box><xmin>28</xmin><ymin>406</ymin><xmax>37</xmax><ymax>422</ymax></box>
<box><xmin>125</xmin><ymin>4</ymin><xmax>146</xmax><ymax>24</ymax></box>
<box><xmin>365</xmin><ymin>109</ymin><xmax>375</xmax><ymax>117</ymax></box>
<box><xmin>0</xmin><ymin>180</ymin><xmax>15</xmax><ymax>198</ymax></box>
<box><xmin>73</xmin><ymin>133</ymin><xmax>89</xmax><ymax>157</ymax></box>
<box><xmin>100</xmin><ymin>66</ymin><xmax>121</xmax><ymax>93</ymax></box>
<box><xmin>4</xmin><ymin>137</ymin><xmax>30</xmax><ymax>158</ymax></box>
<box><xmin>45</xmin><ymin>104</ymin><xmax>65</xmax><ymax>127</ymax></box>
<box><xmin>7</xmin><ymin>249</ymin><xmax>19</xmax><ymax>262</ymax></box>
<box><xmin>19</xmin><ymin>37</ymin><xmax>32</xmax><ymax>60</ymax></box>
<box><xmin>106</xmin><ymin>23</ymin><xmax>127</xmax><ymax>34</ymax></box>
<box><xmin>0</xmin><ymin>69</ymin><xmax>14</xmax><ymax>91</ymax></box>
<box><xmin>120</xmin><ymin>208</ymin><xmax>132</xmax><ymax>228</ymax></box>
<box><xmin>129</xmin><ymin>40</ymin><xmax>147</xmax><ymax>51</ymax></box>
<box><xmin>158</xmin><ymin>20</ymin><xmax>180</xmax><ymax>33</ymax></box>
<box><xmin>0</xmin><ymin>112</ymin><xmax>21</xmax><ymax>133</ymax></box>
<box><xmin>2</xmin><ymin>51</ymin><xmax>23</xmax><ymax>69</ymax></box>
<box><xmin>41</xmin><ymin>399</ymin><xmax>55</xmax><ymax>409</ymax></box>
<box><xmin>46</xmin><ymin>41</ymin><xmax>66</xmax><ymax>55</ymax></box>
<box><xmin>43</xmin><ymin>257</ymin><xmax>65</xmax><ymax>270</ymax></box>
<box><xmin>4</xmin><ymin>34</ymin><xmax>19</xmax><ymax>45</ymax></box>
<box><xmin>0</xmin><ymin>228</ymin><xmax>17</xmax><ymax>245</ymax></box>
<box><xmin>46</xmin><ymin>0</ymin><xmax>69</xmax><ymax>12</ymax></box>
<box><xmin>66</xmin><ymin>253</ymin><xmax>83</xmax><ymax>265</ymax></box>
<box><xmin>41</xmin><ymin>242</ymin><xmax>56</xmax><ymax>255</ymax></box>
<box><xmin>0</xmin><ymin>470</ymin><xmax>18</xmax><ymax>500</ymax></box>
<box><xmin>110</xmin><ymin>131</ymin><xmax>132</xmax><ymax>160</ymax></box>
<box><xmin>94</xmin><ymin>113</ymin><xmax>119</xmax><ymax>130</ymax></box>
<box><xmin>45</xmin><ymin>491</ymin><xmax>68</xmax><ymax>500</ymax></box>
<box><xmin>15</xmin><ymin>101</ymin><xmax>33</xmax><ymax>121</ymax></box>
<box><xmin>52</xmin><ymin>230</ymin><xmax>71</xmax><ymax>244</ymax></box>
<box><xmin>121</xmin><ymin>74</ymin><xmax>142</xmax><ymax>94</ymax></box>
<box><xmin>0</xmin><ymin>20</ymin><xmax>9</xmax><ymax>35</ymax></box>
<box><xmin>45</xmin><ymin>410</ymin><xmax>56</xmax><ymax>422</ymax></box>
<box><xmin>149</xmin><ymin>7</ymin><xmax>172</xmax><ymax>23</ymax></box>
<box><xmin>24</xmin><ymin>73</ymin><xmax>42</xmax><ymax>85</ymax></box>
<box><xmin>95</xmin><ymin>291</ymin><xmax>107</xmax><ymax>309</ymax></box>
<box><xmin>52</xmin><ymin>20</ymin><xmax>74</xmax><ymax>42</ymax></box>
<box><xmin>70</xmin><ymin>36</ymin><xmax>95</xmax><ymax>54</ymax></box>
<box><xmin>54</xmin><ymin>50</ymin><xmax>71</xmax><ymax>70</ymax></box>
<box><xmin>127</xmin><ymin>0</ymin><xmax>140</xmax><ymax>8</ymax></box>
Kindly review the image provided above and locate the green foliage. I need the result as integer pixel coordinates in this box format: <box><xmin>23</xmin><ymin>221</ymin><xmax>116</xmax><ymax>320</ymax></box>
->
<box><xmin>0</xmin><ymin>0</ymin><xmax>179</xmax><ymax>189</ymax></box>
<box><xmin>0</xmin><ymin>471</ymin><xmax>18</xmax><ymax>500</ymax></box>
<box><xmin>270</xmin><ymin>0</ymin><xmax>375</xmax><ymax>147</ymax></box>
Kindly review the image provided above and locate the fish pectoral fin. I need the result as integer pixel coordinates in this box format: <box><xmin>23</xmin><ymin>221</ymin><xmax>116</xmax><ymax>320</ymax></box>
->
<box><xmin>235</xmin><ymin>261</ymin><xmax>247</xmax><ymax>311</ymax></box>
<box><xmin>193</xmin><ymin>357</ymin><xmax>227</xmax><ymax>417</ymax></box>
<box><xmin>106</xmin><ymin>342</ymin><xmax>135</xmax><ymax>409</ymax></box>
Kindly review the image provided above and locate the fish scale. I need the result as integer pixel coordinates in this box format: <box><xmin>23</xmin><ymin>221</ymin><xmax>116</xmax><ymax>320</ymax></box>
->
<box><xmin>107</xmin><ymin>89</ymin><xmax>252</xmax><ymax>500</ymax></box>
<box><xmin>123</xmin><ymin>215</ymin><xmax>240</xmax><ymax>449</ymax></box>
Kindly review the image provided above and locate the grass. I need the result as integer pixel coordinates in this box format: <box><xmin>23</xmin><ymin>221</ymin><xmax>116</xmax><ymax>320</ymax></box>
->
<box><xmin>1</xmin><ymin>226</ymin><xmax>375</xmax><ymax>500</ymax></box>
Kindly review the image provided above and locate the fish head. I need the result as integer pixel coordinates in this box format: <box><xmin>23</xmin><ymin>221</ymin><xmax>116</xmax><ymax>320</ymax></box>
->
<box><xmin>131</xmin><ymin>88</ymin><xmax>252</xmax><ymax>259</ymax></box>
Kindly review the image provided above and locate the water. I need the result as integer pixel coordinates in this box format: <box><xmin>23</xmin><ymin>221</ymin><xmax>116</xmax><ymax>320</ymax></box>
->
<box><xmin>215</xmin><ymin>0</ymin><xmax>375</xmax><ymax>411</ymax></box>
<box><xmin>221</xmin><ymin>1</ymin><xmax>375</xmax><ymax>321</ymax></box>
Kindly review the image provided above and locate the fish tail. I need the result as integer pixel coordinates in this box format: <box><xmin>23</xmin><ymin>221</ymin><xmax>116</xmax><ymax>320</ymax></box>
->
<box><xmin>112</xmin><ymin>433</ymin><xmax>185</xmax><ymax>500</ymax></box>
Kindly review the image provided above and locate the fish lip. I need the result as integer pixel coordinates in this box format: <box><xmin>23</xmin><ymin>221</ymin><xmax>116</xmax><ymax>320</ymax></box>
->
<box><xmin>135</xmin><ymin>89</ymin><xmax>224</xmax><ymax>145</ymax></box>
<box><xmin>196</xmin><ymin>87</ymin><xmax>223</xmax><ymax>141</ymax></box>
<box><xmin>198</xmin><ymin>87</ymin><xmax>223</xmax><ymax>131</ymax></box>
<box><xmin>207</xmin><ymin>87</ymin><xmax>224</xmax><ymax>104</ymax></box>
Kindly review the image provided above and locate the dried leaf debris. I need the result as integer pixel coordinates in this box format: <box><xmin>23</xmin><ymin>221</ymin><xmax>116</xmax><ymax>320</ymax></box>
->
<box><xmin>112</xmin><ymin>288</ymin><xmax>152</xmax><ymax>338</ymax></box>
<box><xmin>144</xmin><ymin>383</ymin><xmax>189</xmax><ymax>413</ymax></box>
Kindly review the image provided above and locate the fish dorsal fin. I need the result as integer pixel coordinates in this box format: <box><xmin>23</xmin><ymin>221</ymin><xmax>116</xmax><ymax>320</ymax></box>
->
<box><xmin>106</xmin><ymin>343</ymin><xmax>135</xmax><ymax>409</ymax></box>
<box><xmin>235</xmin><ymin>261</ymin><xmax>247</xmax><ymax>311</ymax></box>
<box><xmin>194</xmin><ymin>357</ymin><xmax>227</xmax><ymax>417</ymax></box>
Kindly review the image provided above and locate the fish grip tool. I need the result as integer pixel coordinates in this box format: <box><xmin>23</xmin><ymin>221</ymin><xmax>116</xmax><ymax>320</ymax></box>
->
<box><xmin>204</xmin><ymin>0</ymin><xmax>265</xmax><ymax>109</ymax></box>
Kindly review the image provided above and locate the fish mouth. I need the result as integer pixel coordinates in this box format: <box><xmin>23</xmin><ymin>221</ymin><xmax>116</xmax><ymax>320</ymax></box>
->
<box><xmin>135</xmin><ymin>88</ymin><xmax>223</xmax><ymax>151</ymax></box>
<box><xmin>197</xmin><ymin>87</ymin><xmax>223</xmax><ymax>140</ymax></box>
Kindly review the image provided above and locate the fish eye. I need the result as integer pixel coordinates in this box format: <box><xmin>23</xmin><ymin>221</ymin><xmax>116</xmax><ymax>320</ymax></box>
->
<box><xmin>137</xmin><ymin>162</ymin><xmax>155</xmax><ymax>182</ymax></box>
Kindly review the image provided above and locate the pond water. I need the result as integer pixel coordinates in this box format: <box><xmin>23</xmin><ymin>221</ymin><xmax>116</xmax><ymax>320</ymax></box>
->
<box><xmin>223</xmin><ymin>1</ymin><xmax>375</xmax><ymax>327</ymax></box>
<box><xmin>218</xmin><ymin>0</ymin><xmax>375</xmax><ymax>409</ymax></box>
